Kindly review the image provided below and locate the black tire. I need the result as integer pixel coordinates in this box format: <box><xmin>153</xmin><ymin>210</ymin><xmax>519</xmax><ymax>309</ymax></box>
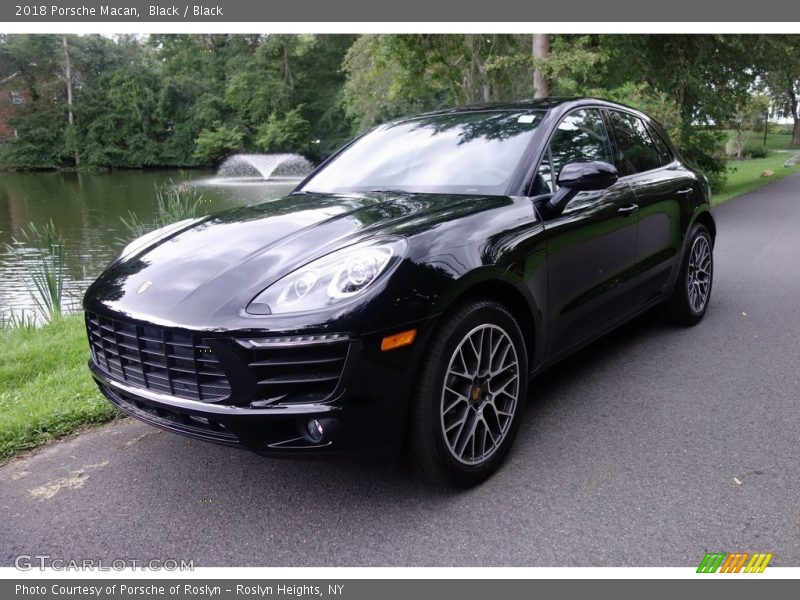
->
<box><xmin>664</xmin><ymin>223</ymin><xmax>714</xmax><ymax>326</ymax></box>
<box><xmin>409</xmin><ymin>299</ymin><xmax>528</xmax><ymax>487</ymax></box>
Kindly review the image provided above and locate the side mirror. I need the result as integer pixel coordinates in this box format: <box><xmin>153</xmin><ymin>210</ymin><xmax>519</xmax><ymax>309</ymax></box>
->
<box><xmin>557</xmin><ymin>160</ymin><xmax>619</xmax><ymax>191</ymax></box>
<box><xmin>542</xmin><ymin>160</ymin><xmax>619</xmax><ymax>217</ymax></box>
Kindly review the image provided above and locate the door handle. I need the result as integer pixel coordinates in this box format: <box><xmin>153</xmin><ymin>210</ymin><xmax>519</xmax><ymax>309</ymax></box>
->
<box><xmin>676</xmin><ymin>187</ymin><xmax>694</xmax><ymax>197</ymax></box>
<box><xmin>617</xmin><ymin>203</ymin><xmax>639</xmax><ymax>216</ymax></box>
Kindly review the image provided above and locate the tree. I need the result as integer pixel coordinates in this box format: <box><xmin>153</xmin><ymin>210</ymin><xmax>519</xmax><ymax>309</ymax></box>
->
<box><xmin>343</xmin><ymin>34</ymin><xmax>533</xmax><ymax>130</ymax></box>
<box><xmin>532</xmin><ymin>34</ymin><xmax>549</xmax><ymax>98</ymax></box>
<box><xmin>759</xmin><ymin>35</ymin><xmax>800</xmax><ymax>146</ymax></box>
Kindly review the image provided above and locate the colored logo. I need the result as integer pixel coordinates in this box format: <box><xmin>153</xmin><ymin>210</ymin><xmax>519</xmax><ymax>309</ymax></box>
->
<box><xmin>697</xmin><ymin>552</ymin><xmax>773</xmax><ymax>573</ymax></box>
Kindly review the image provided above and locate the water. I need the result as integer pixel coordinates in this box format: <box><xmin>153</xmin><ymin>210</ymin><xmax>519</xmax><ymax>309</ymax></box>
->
<box><xmin>0</xmin><ymin>168</ymin><xmax>299</xmax><ymax>318</ymax></box>
<box><xmin>217</xmin><ymin>153</ymin><xmax>313</xmax><ymax>179</ymax></box>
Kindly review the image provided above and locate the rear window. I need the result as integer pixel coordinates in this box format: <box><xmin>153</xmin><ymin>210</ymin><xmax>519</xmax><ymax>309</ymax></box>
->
<box><xmin>646</xmin><ymin>123</ymin><xmax>674</xmax><ymax>166</ymax></box>
<box><xmin>607</xmin><ymin>110</ymin><xmax>662</xmax><ymax>175</ymax></box>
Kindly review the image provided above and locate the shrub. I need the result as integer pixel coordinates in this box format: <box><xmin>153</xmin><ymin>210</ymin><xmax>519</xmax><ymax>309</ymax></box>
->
<box><xmin>725</xmin><ymin>137</ymin><xmax>747</xmax><ymax>159</ymax></box>
<box><xmin>744</xmin><ymin>144</ymin><xmax>768</xmax><ymax>159</ymax></box>
<box><xmin>192</xmin><ymin>123</ymin><xmax>245</xmax><ymax>165</ymax></box>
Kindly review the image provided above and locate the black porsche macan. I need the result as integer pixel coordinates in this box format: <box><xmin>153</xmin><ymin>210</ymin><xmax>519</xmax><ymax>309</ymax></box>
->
<box><xmin>84</xmin><ymin>98</ymin><xmax>715</xmax><ymax>486</ymax></box>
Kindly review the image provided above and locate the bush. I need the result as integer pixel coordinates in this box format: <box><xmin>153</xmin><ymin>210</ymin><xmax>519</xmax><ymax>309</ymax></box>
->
<box><xmin>744</xmin><ymin>144</ymin><xmax>768</xmax><ymax>159</ymax></box>
<box><xmin>725</xmin><ymin>137</ymin><xmax>747</xmax><ymax>159</ymax></box>
<box><xmin>192</xmin><ymin>123</ymin><xmax>244</xmax><ymax>165</ymax></box>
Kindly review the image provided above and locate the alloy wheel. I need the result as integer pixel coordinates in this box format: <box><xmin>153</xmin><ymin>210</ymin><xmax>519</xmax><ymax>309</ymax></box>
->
<box><xmin>440</xmin><ymin>324</ymin><xmax>520</xmax><ymax>465</ymax></box>
<box><xmin>686</xmin><ymin>235</ymin><xmax>712</xmax><ymax>314</ymax></box>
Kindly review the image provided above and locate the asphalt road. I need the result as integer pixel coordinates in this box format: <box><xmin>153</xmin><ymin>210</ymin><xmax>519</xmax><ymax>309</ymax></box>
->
<box><xmin>2</xmin><ymin>174</ymin><xmax>800</xmax><ymax>567</ymax></box>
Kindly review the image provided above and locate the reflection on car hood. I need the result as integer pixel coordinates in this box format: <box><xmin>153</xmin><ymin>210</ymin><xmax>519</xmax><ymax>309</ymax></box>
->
<box><xmin>84</xmin><ymin>191</ymin><xmax>514</xmax><ymax>326</ymax></box>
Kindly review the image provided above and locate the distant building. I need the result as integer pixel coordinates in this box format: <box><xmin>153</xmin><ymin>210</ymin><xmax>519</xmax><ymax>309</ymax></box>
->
<box><xmin>0</xmin><ymin>72</ymin><xmax>26</xmax><ymax>138</ymax></box>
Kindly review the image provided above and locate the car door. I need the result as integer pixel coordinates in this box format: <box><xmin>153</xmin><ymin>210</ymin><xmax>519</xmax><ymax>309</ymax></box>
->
<box><xmin>532</xmin><ymin>108</ymin><xmax>640</xmax><ymax>357</ymax></box>
<box><xmin>604</xmin><ymin>110</ymin><xmax>693</xmax><ymax>305</ymax></box>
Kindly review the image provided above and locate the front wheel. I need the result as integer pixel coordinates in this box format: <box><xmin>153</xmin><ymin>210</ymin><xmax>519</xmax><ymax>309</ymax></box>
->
<box><xmin>665</xmin><ymin>223</ymin><xmax>714</xmax><ymax>325</ymax></box>
<box><xmin>409</xmin><ymin>300</ymin><xmax>528</xmax><ymax>487</ymax></box>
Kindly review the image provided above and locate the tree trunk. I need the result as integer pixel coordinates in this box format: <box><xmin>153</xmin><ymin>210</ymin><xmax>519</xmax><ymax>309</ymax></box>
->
<box><xmin>532</xmin><ymin>34</ymin><xmax>550</xmax><ymax>99</ymax></box>
<box><xmin>62</xmin><ymin>35</ymin><xmax>79</xmax><ymax>167</ymax></box>
<box><xmin>791</xmin><ymin>89</ymin><xmax>800</xmax><ymax>147</ymax></box>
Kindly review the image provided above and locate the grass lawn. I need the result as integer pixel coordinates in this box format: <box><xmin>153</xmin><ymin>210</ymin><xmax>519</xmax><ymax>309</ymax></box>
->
<box><xmin>714</xmin><ymin>151</ymin><xmax>800</xmax><ymax>205</ymax></box>
<box><xmin>722</xmin><ymin>129</ymin><xmax>798</xmax><ymax>151</ymax></box>
<box><xmin>0</xmin><ymin>313</ymin><xmax>119</xmax><ymax>462</ymax></box>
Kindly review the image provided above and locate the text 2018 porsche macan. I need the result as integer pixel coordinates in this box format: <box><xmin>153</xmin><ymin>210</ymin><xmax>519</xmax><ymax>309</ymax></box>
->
<box><xmin>84</xmin><ymin>98</ymin><xmax>715</xmax><ymax>486</ymax></box>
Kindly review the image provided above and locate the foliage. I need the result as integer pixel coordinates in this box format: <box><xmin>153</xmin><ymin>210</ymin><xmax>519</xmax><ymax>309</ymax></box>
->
<box><xmin>3</xmin><ymin>221</ymin><xmax>66</xmax><ymax>323</ymax></box>
<box><xmin>744</xmin><ymin>144</ymin><xmax>769</xmax><ymax>159</ymax></box>
<box><xmin>0</xmin><ymin>34</ymin><xmax>355</xmax><ymax>169</ymax></box>
<box><xmin>192</xmin><ymin>122</ymin><xmax>244</xmax><ymax>164</ymax></box>
<box><xmin>256</xmin><ymin>107</ymin><xmax>310</xmax><ymax>153</ymax></box>
<box><xmin>0</xmin><ymin>32</ymin><xmax>790</xmax><ymax>188</ymax></box>
<box><xmin>120</xmin><ymin>181</ymin><xmax>204</xmax><ymax>241</ymax></box>
<box><xmin>757</xmin><ymin>35</ymin><xmax>800</xmax><ymax>146</ymax></box>
<box><xmin>343</xmin><ymin>34</ymin><xmax>534</xmax><ymax>130</ymax></box>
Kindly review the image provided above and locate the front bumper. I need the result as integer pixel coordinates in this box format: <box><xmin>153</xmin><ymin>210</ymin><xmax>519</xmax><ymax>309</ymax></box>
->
<box><xmin>89</xmin><ymin>317</ymin><xmax>437</xmax><ymax>457</ymax></box>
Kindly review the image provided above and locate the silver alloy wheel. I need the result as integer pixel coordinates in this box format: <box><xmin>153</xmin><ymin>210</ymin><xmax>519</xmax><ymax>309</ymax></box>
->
<box><xmin>440</xmin><ymin>324</ymin><xmax>520</xmax><ymax>466</ymax></box>
<box><xmin>686</xmin><ymin>235</ymin><xmax>712</xmax><ymax>314</ymax></box>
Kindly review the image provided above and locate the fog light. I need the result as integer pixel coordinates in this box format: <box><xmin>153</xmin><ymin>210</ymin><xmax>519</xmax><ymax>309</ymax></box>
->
<box><xmin>307</xmin><ymin>419</ymin><xmax>324</xmax><ymax>443</ymax></box>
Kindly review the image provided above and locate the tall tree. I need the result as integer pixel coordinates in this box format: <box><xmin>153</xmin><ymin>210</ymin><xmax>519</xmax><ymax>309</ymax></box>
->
<box><xmin>532</xmin><ymin>34</ymin><xmax>549</xmax><ymax>98</ymax></box>
<box><xmin>759</xmin><ymin>35</ymin><xmax>800</xmax><ymax>146</ymax></box>
<box><xmin>61</xmin><ymin>35</ymin><xmax>79</xmax><ymax>166</ymax></box>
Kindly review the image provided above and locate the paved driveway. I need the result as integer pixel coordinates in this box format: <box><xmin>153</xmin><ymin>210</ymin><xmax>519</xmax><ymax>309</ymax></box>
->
<box><xmin>2</xmin><ymin>175</ymin><xmax>799</xmax><ymax>567</ymax></box>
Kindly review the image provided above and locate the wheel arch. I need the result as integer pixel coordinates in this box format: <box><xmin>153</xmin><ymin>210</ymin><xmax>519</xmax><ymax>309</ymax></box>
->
<box><xmin>438</xmin><ymin>278</ymin><xmax>539</xmax><ymax>369</ymax></box>
<box><xmin>692</xmin><ymin>209</ymin><xmax>716</xmax><ymax>245</ymax></box>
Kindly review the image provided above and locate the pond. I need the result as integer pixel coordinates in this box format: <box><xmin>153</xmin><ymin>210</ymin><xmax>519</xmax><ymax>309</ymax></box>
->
<box><xmin>0</xmin><ymin>169</ymin><xmax>298</xmax><ymax>318</ymax></box>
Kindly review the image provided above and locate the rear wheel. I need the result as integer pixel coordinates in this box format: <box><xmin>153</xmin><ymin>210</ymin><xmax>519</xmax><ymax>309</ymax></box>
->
<box><xmin>665</xmin><ymin>223</ymin><xmax>713</xmax><ymax>325</ymax></box>
<box><xmin>409</xmin><ymin>300</ymin><xmax>528</xmax><ymax>487</ymax></box>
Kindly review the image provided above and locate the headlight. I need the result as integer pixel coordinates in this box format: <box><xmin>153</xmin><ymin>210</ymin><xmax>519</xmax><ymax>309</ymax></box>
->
<box><xmin>247</xmin><ymin>239</ymin><xmax>406</xmax><ymax>315</ymax></box>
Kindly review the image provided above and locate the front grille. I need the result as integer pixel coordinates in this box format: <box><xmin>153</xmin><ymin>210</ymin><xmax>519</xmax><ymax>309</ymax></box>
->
<box><xmin>244</xmin><ymin>339</ymin><xmax>350</xmax><ymax>405</ymax></box>
<box><xmin>86</xmin><ymin>312</ymin><xmax>231</xmax><ymax>402</ymax></box>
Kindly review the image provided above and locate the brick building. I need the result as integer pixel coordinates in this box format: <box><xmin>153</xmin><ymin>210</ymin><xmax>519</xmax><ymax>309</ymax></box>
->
<box><xmin>0</xmin><ymin>72</ymin><xmax>26</xmax><ymax>138</ymax></box>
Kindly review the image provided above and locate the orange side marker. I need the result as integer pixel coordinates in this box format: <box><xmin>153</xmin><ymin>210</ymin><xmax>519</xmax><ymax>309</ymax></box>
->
<box><xmin>381</xmin><ymin>329</ymin><xmax>417</xmax><ymax>351</ymax></box>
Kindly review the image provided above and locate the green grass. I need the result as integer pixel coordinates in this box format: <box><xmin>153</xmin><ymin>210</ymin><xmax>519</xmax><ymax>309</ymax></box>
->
<box><xmin>714</xmin><ymin>151</ymin><xmax>800</xmax><ymax>205</ymax></box>
<box><xmin>0</xmin><ymin>313</ymin><xmax>119</xmax><ymax>462</ymax></box>
<box><xmin>722</xmin><ymin>129</ymin><xmax>798</xmax><ymax>151</ymax></box>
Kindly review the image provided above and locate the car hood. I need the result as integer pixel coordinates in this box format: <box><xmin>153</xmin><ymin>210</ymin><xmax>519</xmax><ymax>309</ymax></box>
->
<box><xmin>84</xmin><ymin>191</ymin><xmax>514</xmax><ymax>328</ymax></box>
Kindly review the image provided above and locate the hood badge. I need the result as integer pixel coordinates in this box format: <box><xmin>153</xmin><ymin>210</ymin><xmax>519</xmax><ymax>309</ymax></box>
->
<box><xmin>136</xmin><ymin>281</ymin><xmax>154</xmax><ymax>295</ymax></box>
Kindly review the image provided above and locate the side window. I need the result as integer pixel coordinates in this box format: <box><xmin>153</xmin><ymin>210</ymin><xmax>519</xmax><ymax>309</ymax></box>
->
<box><xmin>532</xmin><ymin>108</ymin><xmax>612</xmax><ymax>195</ymax></box>
<box><xmin>607</xmin><ymin>111</ymin><xmax>662</xmax><ymax>175</ymax></box>
<box><xmin>646</xmin><ymin>123</ymin><xmax>674</xmax><ymax>166</ymax></box>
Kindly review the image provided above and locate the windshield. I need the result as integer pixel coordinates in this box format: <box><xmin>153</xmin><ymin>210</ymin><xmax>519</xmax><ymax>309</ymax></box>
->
<box><xmin>299</xmin><ymin>110</ymin><xmax>545</xmax><ymax>196</ymax></box>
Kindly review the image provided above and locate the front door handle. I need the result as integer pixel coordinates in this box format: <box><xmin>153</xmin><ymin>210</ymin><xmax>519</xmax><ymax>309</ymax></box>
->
<box><xmin>617</xmin><ymin>203</ymin><xmax>639</xmax><ymax>216</ymax></box>
<box><xmin>676</xmin><ymin>187</ymin><xmax>694</xmax><ymax>197</ymax></box>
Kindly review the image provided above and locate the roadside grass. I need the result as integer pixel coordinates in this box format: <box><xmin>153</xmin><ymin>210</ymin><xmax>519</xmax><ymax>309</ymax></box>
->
<box><xmin>0</xmin><ymin>313</ymin><xmax>118</xmax><ymax>462</ymax></box>
<box><xmin>714</xmin><ymin>151</ymin><xmax>800</xmax><ymax>206</ymax></box>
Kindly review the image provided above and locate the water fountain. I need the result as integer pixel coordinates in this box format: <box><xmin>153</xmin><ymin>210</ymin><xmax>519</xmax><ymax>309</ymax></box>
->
<box><xmin>217</xmin><ymin>153</ymin><xmax>313</xmax><ymax>180</ymax></box>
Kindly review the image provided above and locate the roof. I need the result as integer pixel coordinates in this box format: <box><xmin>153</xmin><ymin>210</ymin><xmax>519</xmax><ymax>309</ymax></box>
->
<box><xmin>414</xmin><ymin>97</ymin><xmax>648</xmax><ymax>117</ymax></box>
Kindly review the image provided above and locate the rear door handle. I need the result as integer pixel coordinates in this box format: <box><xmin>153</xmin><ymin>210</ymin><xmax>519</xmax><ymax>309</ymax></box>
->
<box><xmin>676</xmin><ymin>187</ymin><xmax>694</xmax><ymax>197</ymax></box>
<box><xmin>617</xmin><ymin>203</ymin><xmax>639</xmax><ymax>216</ymax></box>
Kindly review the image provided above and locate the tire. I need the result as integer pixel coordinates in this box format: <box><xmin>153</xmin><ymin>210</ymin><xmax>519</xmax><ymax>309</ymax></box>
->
<box><xmin>409</xmin><ymin>299</ymin><xmax>528</xmax><ymax>487</ymax></box>
<box><xmin>665</xmin><ymin>223</ymin><xmax>714</xmax><ymax>326</ymax></box>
